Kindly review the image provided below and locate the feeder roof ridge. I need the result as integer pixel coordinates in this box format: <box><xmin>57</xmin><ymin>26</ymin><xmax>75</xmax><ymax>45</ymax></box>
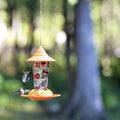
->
<box><xmin>26</xmin><ymin>46</ymin><xmax>56</xmax><ymax>62</ymax></box>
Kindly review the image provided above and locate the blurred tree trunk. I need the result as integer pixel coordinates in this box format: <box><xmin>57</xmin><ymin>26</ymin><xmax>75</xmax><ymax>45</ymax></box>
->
<box><xmin>62</xmin><ymin>0</ymin><xmax>106</xmax><ymax>120</ymax></box>
<box><xmin>63</xmin><ymin>0</ymin><xmax>75</xmax><ymax>94</ymax></box>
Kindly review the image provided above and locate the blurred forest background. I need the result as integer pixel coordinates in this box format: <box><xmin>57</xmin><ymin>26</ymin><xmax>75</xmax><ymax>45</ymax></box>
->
<box><xmin>0</xmin><ymin>0</ymin><xmax>120</xmax><ymax>120</ymax></box>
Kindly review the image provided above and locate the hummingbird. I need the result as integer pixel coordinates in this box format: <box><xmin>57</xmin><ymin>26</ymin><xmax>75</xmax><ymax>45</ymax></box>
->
<box><xmin>15</xmin><ymin>88</ymin><xmax>30</xmax><ymax>95</ymax></box>
<box><xmin>22</xmin><ymin>71</ymin><xmax>30</xmax><ymax>83</ymax></box>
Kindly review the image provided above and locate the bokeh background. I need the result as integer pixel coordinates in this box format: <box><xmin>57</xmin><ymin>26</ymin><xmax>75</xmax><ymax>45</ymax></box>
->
<box><xmin>0</xmin><ymin>0</ymin><xmax>120</xmax><ymax>120</ymax></box>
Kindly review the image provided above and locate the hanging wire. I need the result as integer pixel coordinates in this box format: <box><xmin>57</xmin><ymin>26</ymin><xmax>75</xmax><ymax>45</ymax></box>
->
<box><xmin>40</xmin><ymin>0</ymin><xmax>42</xmax><ymax>46</ymax></box>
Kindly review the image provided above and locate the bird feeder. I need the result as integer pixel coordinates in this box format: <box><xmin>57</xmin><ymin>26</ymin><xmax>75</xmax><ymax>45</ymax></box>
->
<box><xmin>21</xmin><ymin>46</ymin><xmax>61</xmax><ymax>100</ymax></box>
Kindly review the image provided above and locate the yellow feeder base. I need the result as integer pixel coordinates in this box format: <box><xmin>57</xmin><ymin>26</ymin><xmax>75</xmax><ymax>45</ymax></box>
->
<box><xmin>20</xmin><ymin>89</ymin><xmax>61</xmax><ymax>100</ymax></box>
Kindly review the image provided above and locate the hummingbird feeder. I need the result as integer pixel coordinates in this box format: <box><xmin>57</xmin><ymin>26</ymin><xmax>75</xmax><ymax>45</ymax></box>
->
<box><xmin>21</xmin><ymin>46</ymin><xmax>61</xmax><ymax>100</ymax></box>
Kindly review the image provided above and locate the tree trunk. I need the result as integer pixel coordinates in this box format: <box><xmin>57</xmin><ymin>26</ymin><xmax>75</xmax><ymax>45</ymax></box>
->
<box><xmin>62</xmin><ymin>0</ymin><xmax>106</xmax><ymax>120</ymax></box>
<box><xmin>63</xmin><ymin>0</ymin><xmax>75</xmax><ymax>94</ymax></box>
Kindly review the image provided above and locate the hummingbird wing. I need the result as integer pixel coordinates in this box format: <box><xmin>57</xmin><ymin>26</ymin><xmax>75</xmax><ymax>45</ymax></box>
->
<box><xmin>22</xmin><ymin>71</ymin><xmax>30</xmax><ymax>83</ymax></box>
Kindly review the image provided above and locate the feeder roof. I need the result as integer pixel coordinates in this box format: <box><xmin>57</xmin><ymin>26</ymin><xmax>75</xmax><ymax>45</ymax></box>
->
<box><xmin>26</xmin><ymin>46</ymin><xmax>56</xmax><ymax>62</ymax></box>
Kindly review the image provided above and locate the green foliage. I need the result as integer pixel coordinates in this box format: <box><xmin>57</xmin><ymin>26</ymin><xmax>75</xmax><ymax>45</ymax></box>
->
<box><xmin>68</xmin><ymin>0</ymin><xmax>78</xmax><ymax>5</ymax></box>
<box><xmin>110</xmin><ymin>57</ymin><xmax>120</xmax><ymax>86</ymax></box>
<box><xmin>0</xmin><ymin>74</ymin><xmax>21</xmax><ymax>93</ymax></box>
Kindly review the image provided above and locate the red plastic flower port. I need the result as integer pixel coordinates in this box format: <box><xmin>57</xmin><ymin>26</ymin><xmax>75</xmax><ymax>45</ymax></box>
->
<box><xmin>33</xmin><ymin>73</ymin><xmax>40</xmax><ymax>79</ymax></box>
<box><xmin>41</xmin><ymin>62</ymin><xmax>46</xmax><ymax>66</ymax></box>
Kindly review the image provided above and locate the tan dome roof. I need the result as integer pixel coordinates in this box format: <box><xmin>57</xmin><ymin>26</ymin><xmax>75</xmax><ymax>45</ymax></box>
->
<box><xmin>26</xmin><ymin>46</ymin><xmax>56</xmax><ymax>62</ymax></box>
